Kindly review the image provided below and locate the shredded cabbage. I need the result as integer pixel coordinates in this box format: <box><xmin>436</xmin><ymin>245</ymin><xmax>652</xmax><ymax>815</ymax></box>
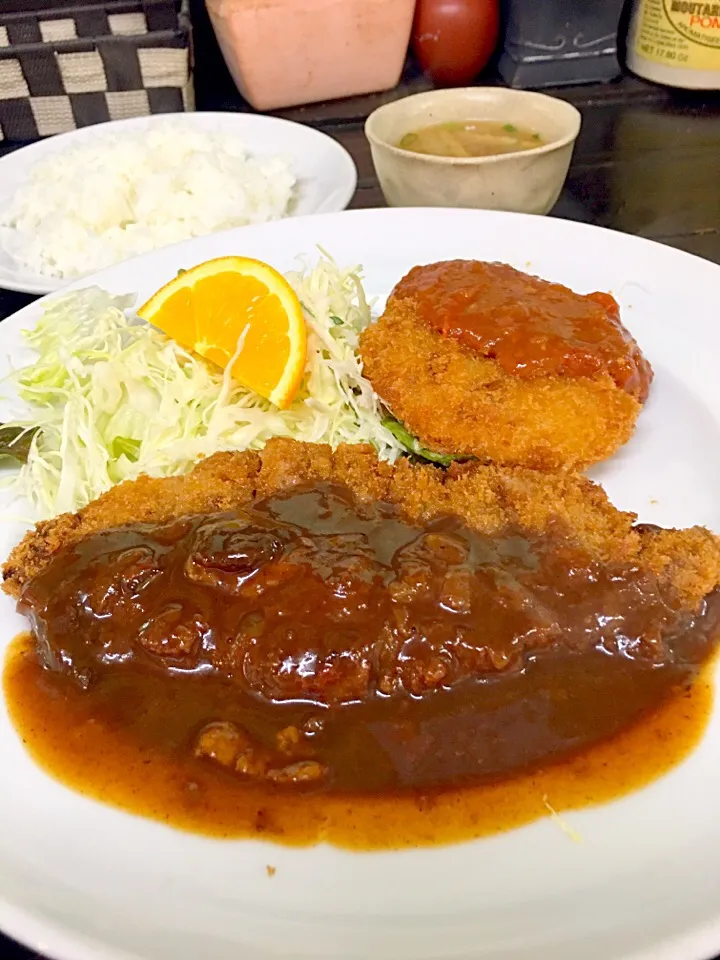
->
<box><xmin>4</xmin><ymin>253</ymin><xmax>404</xmax><ymax>518</ymax></box>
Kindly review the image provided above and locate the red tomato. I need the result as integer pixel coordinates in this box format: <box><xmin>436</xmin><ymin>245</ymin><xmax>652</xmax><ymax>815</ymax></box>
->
<box><xmin>412</xmin><ymin>0</ymin><xmax>500</xmax><ymax>86</ymax></box>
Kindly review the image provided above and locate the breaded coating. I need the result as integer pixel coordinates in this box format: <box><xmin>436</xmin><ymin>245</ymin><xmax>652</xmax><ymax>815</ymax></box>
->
<box><xmin>4</xmin><ymin>438</ymin><xmax>720</xmax><ymax>613</ymax></box>
<box><xmin>359</xmin><ymin>299</ymin><xmax>643</xmax><ymax>472</ymax></box>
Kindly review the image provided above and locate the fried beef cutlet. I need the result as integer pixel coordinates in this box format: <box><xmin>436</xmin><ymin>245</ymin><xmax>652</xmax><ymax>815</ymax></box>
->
<box><xmin>359</xmin><ymin>261</ymin><xmax>653</xmax><ymax>472</ymax></box>
<box><xmin>5</xmin><ymin>436</ymin><xmax>718</xmax><ymax>616</ymax></box>
<box><xmin>5</xmin><ymin>439</ymin><xmax>720</xmax><ymax>792</ymax></box>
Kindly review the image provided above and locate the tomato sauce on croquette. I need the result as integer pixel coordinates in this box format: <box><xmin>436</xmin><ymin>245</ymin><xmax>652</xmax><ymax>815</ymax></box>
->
<box><xmin>391</xmin><ymin>261</ymin><xmax>653</xmax><ymax>401</ymax></box>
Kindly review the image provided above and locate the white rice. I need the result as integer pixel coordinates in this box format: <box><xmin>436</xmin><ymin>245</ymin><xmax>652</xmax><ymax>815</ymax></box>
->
<box><xmin>0</xmin><ymin>121</ymin><xmax>296</xmax><ymax>279</ymax></box>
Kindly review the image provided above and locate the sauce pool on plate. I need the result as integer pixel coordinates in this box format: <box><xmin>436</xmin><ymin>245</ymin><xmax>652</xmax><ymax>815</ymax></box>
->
<box><xmin>3</xmin><ymin>633</ymin><xmax>715</xmax><ymax>849</ymax></box>
<box><xmin>397</xmin><ymin>121</ymin><xmax>544</xmax><ymax>158</ymax></box>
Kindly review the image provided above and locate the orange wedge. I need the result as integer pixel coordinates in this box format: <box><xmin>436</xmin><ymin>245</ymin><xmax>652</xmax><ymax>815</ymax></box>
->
<box><xmin>137</xmin><ymin>256</ymin><xmax>307</xmax><ymax>409</ymax></box>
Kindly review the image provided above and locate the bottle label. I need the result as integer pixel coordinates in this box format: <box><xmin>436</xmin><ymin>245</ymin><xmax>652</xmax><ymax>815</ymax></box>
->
<box><xmin>633</xmin><ymin>0</ymin><xmax>720</xmax><ymax>70</ymax></box>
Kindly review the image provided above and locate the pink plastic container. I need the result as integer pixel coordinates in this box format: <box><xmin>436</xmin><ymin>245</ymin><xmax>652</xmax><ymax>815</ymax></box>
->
<box><xmin>206</xmin><ymin>0</ymin><xmax>416</xmax><ymax>111</ymax></box>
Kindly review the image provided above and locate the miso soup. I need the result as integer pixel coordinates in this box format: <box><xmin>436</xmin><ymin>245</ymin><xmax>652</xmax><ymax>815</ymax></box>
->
<box><xmin>397</xmin><ymin>121</ymin><xmax>544</xmax><ymax>158</ymax></box>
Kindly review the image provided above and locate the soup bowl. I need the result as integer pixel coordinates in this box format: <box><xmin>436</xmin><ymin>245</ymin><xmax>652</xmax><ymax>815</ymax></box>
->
<box><xmin>365</xmin><ymin>88</ymin><xmax>581</xmax><ymax>214</ymax></box>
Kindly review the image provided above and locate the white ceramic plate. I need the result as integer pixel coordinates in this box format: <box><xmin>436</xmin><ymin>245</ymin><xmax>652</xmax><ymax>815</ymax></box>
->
<box><xmin>0</xmin><ymin>112</ymin><xmax>357</xmax><ymax>296</ymax></box>
<box><xmin>2</xmin><ymin>208</ymin><xmax>720</xmax><ymax>960</ymax></box>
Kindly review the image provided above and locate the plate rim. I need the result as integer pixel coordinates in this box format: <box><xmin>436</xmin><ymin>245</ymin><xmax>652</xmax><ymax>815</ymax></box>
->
<box><xmin>5</xmin><ymin>895</ymin><xmax>720</xmax><ymax>960</ymax></box>
<box><xmin>2</xmin><ymin>205</ymin><xmax>719</xmax><ymax>312</ymax></box>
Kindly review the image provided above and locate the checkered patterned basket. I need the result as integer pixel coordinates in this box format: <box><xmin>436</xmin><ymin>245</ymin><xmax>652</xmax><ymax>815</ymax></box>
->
<box><xmin>0</xmin><ymin>0</ymin><xmax>193</xmax><ymax>141</ymax></box>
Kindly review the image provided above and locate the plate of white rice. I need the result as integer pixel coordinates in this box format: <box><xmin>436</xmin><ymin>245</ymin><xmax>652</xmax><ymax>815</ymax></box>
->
<box><xmin>0</xmin><ymin>112</ymin><xmax>357</xmax><ymax>295</ymax></box>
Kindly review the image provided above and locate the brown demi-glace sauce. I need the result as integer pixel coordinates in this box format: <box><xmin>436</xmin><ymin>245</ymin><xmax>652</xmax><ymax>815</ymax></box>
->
<box><xmin>4</xmin><ymin>483</ymin><xmax>718</xmax><ymax>848</ymax></box>
<box><xmin>391</xmin><ymin>261</ymin><xmax>653</xmax><ymax>400</ymax></box>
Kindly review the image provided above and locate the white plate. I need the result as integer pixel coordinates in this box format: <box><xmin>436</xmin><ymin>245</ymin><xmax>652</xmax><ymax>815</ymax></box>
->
<box><xmin>0</xmin><ymin>112</ymin><xmax>357</xmax><ymax>295</ymax></box>
<box><xmin>2</xmin><ymin>208</ymin><xmax>720</xmax><ymax>960</ymax></box>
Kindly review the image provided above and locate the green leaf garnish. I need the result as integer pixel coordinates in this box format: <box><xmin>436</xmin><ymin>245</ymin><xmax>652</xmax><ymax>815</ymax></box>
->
<box><xmin>503</xmin><ymin>123</ymin><xmax>517</xmax><ymax>133</ymax></box>
<box><xmin>0</xmin><ymin>424</ymin><xmax>38</xmax><ymax>463</ymax></box>
<box><xmin>382</xmin><ymin>417</ymin><xmax>472</xmax><ymax>468</ymax></box>
<box><xmin>330</xmin><ymin>315</ymin><xmax>344</xmax><ymax>326</ymax></box>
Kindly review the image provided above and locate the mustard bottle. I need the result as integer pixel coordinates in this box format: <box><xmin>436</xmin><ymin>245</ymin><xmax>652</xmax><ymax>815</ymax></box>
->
<box><xmin>627</xmin><ymin>0</ymin><xmax>720</xmax><ymax>88</ymax></box>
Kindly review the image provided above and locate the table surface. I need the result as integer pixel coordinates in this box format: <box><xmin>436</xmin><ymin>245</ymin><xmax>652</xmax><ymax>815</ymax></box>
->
<box><xmin>2</xmin><ymin>5</ymin><xmax>720</xmax><ymax>959</ymax></box>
